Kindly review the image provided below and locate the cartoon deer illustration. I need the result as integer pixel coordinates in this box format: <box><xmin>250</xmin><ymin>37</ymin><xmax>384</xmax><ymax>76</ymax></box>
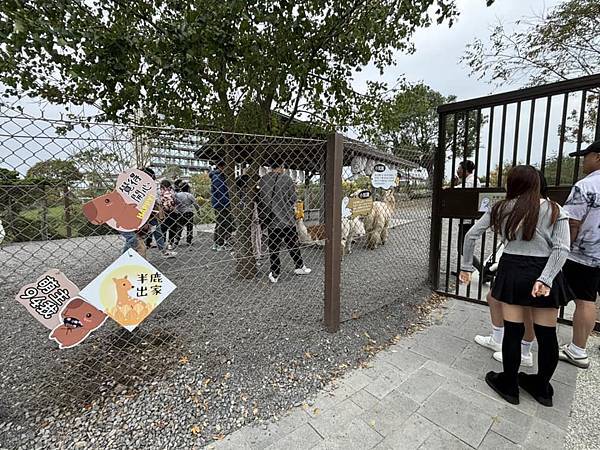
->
<box><xmin>111</xmin><ymin>275</ymin><xmax>151</xmax><ymax>325</ymax></box>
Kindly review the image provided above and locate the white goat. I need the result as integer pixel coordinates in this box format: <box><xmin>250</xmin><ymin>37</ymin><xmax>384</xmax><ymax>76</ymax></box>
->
<box><xmin>341</xmin><ymin>216</ymin><xmax>365</xmax><ymax>255</ymax></box>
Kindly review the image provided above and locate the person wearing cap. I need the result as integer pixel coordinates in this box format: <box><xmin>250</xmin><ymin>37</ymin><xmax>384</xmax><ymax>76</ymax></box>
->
<box><xmin>559</xmin><ymin>139</ymin><xmax>600</xmax><ymax>369</ymax></box>
<box><xmin>258</xmin><ymin>160</ymin><xmax>311</xmax><ymax>283</ymax></box>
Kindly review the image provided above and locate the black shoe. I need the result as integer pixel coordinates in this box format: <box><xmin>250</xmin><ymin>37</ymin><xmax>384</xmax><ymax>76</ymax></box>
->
<box><xmin>485</xmin><ymin>371</ymin><xmax>519</xmax><ymax>405</ymax></box>
<box><xmin>518</xmin><ymin>372</ymin><xmax>553</xmax><ymax>407</ymax></box>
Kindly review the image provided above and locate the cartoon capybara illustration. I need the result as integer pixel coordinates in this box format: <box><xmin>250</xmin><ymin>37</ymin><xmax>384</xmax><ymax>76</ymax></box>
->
<box><xmin>82</xmin><ymin>191</ymin><xmax>142</xmax><ymax>230</ymax></box>
<box><xmin>50</xmin><ymin>298</ymin><xmax>107</xmax><ymax>349</ymax></box>
<box><xmin>110</xmin><ymin>276</ymin><xmax>152</xmax><ymax>326</ymax></box>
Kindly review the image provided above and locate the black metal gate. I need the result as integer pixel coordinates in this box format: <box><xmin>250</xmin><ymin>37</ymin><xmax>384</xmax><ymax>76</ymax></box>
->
<box><xmin>429</xmin><ymin>74</ymin><xmax>600</xmax><ymax>329</ymax></box>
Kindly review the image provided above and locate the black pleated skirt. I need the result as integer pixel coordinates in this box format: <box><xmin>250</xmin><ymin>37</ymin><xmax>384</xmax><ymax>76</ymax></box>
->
<box><xmin>491</xmin><ymin>253</ymin><xmax>573</xmax><ymax>308</ymax></box>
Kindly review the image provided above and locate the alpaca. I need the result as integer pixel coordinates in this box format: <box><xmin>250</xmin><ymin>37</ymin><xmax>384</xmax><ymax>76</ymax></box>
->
<box><xmin>364</xmin><ymin>190</ymin><xmax>396</xmax><ymax>250</ymax></box>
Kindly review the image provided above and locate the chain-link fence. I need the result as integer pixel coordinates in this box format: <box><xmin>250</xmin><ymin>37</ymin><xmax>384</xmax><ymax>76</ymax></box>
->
<box><xmin>0</xmin><ymin>112</ymin><xmax>433</xmax><ymax>448</ymax></box>
<box><xmin>339</xmin><ymin>141</ymin><xmax>433</xmax><ymax>324</ymax></box>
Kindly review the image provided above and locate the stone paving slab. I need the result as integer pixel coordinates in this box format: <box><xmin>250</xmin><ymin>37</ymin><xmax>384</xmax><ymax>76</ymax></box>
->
<box><xmin>206</xmin><ymin>299</ymin><xmax>591</xmax><ymax>450</ymax></box>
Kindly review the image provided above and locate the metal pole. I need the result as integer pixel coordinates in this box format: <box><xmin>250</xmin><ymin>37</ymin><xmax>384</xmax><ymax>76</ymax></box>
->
<box><xmin>428</xmin><ymin>113</ymin><xmax>447</xmax><ymax>288</ymax></box>
<box><xmin>324</xmin><ymin>133</ymin><xmax>343</xmax><ymax>333</ymax></box>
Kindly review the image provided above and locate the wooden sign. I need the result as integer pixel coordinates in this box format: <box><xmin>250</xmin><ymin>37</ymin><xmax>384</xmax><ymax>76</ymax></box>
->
<box><xmin>348</xmin><ymin>197</ymin><xmax>374</xmax><ymax>218</ymax></box>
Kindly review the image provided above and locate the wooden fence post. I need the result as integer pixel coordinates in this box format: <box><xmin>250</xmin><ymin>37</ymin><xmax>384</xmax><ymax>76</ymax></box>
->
<box><xmin>324</xmin><ymin>133</ymin><xmax>343</xmax><ymax>333</ymax></box>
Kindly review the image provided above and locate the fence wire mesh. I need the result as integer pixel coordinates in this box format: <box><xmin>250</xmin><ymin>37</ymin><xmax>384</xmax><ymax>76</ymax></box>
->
<box><xmin>339</xmin><ymin>141</ymin><xmax>433</xmax><ymax>322</ymax></box>
<box><xmin>0</xmin><ymin>112</ymin><xmax>433</xmax><ymax>449</ymax></box>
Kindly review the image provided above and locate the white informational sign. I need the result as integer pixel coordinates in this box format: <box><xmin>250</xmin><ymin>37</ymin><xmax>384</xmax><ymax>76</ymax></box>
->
<box><xmin>371</xmin><ymin>164</ymin><xmax>398</xmax><ymax>189</ymax></box>
<box><xmin>478</xmin><ymin>192</ymin><xmax>506</xmax><ymax>213</ymax></box>
<box><xmin>341</xmin><ymin>196</ymin><xmax>352</xmax><ymax>218</ymax></box>
<box><xmin>79</xmin><ymin>249</ymin><xmax>176</xmax><ymax>331</ymax></box>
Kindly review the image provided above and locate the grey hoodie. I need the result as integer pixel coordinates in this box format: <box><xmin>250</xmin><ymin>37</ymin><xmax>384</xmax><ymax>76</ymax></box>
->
<box><xmin>258</xmin><ymin>171</ymin><xmax>297</xmax><ymax>228</ymax></box>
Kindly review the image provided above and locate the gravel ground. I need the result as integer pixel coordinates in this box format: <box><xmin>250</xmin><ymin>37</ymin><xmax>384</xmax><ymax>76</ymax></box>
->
<box><xmin>565</xmin><ymin>333</ymin><xmax>600</xmax><ymax>450</ymax></box>
<box><xmin>0</xmin><ymin>200</ymin><xmax>434</xmax><ymax>449</ymax></box>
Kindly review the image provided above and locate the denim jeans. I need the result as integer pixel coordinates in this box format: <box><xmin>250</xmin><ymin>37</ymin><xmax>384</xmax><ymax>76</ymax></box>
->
<box><xmin>146</xmin><ymin>218</ymin><xmax>166</xmax><ymax>251</ymax></box>
<box><xmin>121</xmin><ymin>231</ymin><xmax>138</xmax><ymax>254</ymax></box>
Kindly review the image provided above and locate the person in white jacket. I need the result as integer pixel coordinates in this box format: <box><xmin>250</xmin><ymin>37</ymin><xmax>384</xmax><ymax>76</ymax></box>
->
<box><xmin>0</xmin><ymin>219</ymin><xmax>5</xmax><ymax>244</ymax></box>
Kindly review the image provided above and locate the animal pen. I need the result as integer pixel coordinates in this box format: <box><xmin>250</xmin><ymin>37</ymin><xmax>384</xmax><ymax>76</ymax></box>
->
<box><xmin>429</xmin><ymin>73</ymin><xmax>600</xmax><ymax>331</ymax></box>
<box><xmin>0</xmin><ymin>110</ymin><xmax>433</xmax><ymax>445</ymax></box>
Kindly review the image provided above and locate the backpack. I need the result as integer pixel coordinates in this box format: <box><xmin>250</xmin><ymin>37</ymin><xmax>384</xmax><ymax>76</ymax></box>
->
<box><xmin>161</xmin><ymin>189</ymin><xmax>177</xmax><ymax>213</ymax></box>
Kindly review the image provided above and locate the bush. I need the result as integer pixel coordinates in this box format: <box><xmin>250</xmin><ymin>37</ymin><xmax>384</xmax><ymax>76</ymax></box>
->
<box><xmin>2</xmin><ymin>204</ymin><xmax>116</xmax><ymax>243</ymax></box>
<box><xmin>195</xmin><ymin>203</ymin><xmax>215</xmax><ymax>225</ymax></box>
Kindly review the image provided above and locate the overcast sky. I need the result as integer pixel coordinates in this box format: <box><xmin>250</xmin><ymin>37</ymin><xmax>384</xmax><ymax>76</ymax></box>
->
<box><xmin>353</xmin><ymin>0</ymin><xmax>562</xmax><ymax>102</ymax></box>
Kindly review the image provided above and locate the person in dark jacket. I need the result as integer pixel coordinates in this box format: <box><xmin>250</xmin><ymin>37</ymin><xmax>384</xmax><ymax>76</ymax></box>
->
<box><xmin>258</xmin><ymin>160</ymin><xmax>311</xmax><ymax>283</ymax></box>
<box><xmin>210</xmin><ymin>160</ymin><xmax>233</xmax><ymax>251</ymax></box>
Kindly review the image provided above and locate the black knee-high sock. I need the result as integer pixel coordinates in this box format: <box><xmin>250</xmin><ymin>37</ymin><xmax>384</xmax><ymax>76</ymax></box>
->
<box><xmin>502</xmin><ymin>320</ymin><xmax>525</xmax><ymax>385</ymax></box>
<box><xmin>534</xmin><ymin>323</ymin><xmax>558</xmax><ymax>391</ymax></box>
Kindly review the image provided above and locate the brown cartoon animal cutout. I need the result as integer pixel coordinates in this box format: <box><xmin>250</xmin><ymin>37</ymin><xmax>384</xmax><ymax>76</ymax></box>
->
<box><xmin>82</xmin><ymin>191</ymin><xmax>142</xmax><ymax>231</ymax></box>
<box><xmin>49</xmin><ymin>297</ymin><xmax>107</xmax><ymax>349</ymax></box>
<box><xmin>109</xmin><ymin>276</ymin><xmax>152</xmax><ymax>326</ymax></box>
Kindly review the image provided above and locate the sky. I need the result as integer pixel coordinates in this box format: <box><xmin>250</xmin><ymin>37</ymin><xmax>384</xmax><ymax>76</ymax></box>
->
<box><xmin>353</xmin><ymin>0</ymin><xmax>562</xmax><ymax>102</ymax></box>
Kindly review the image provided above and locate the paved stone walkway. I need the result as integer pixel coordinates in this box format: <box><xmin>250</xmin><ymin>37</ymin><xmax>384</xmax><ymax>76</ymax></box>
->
<box><xmin>206</xmin><ymin>299</ymin><xmax>585</xmax><ymax>449</ymax></box>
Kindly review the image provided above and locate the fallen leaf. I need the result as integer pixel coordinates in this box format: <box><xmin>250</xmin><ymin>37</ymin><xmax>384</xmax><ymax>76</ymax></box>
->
<box><xmin>223</xmin><ymin>372</ymin><xmax>232</xmax><ymax>380</ymax></box>
<box><xmin>213</xmin><ymin>433</ymin><xmax>225</xmax><ymax>441</ymax></box>
<box><xmin>191</xmin><ymin>425</ymin><xmax>202</xmax><ymax>435</ymax></box>
<box><xmin>313</xmin><ymin>408</ymin><xmax>321</xmax><ymax>416</ymax></box>
<box><xmin>304</xmin><ymin>352</ymin><xmax>313</xmax><ymax>359</ymax></box>
<box><xmin>351</xmin><ymin>311</ymin><xmax>360</xmax><ymax>320</ymax></box>
<box><xmin>180</xmin><ymin>356</ymin><xmax>189</xmax><ymax>364</ymax></box>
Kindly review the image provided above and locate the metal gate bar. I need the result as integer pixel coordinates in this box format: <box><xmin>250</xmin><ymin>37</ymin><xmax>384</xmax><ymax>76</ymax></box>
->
<box><xmin>430</xmin><ymin>74</ymin><xmax>600</xmax><ymax>330</ymax></box>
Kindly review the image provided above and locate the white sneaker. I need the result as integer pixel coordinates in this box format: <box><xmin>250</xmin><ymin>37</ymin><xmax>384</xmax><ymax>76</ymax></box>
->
<box><xmin>474</xmin><ymin>335</ymin><xmax>502</xmax><ymax>352</ymax></box>
<box><xmin>559</xmin><ymin>344</ymin><xmax>590</xmax><ymax>369</ymax></box>
<box><xmin>268</xmin><ymin>272</ymin><xmax>278</xmax><ymax>283</ymax></box>
<box><xmin>493</xmin><ymin>351</ymin><xmax>534</xmax><ymax>367</ymax></box>
<box><xmin>167</xmin><ymin>244</ymin><xmax>173</xmax><ymax>250</ymax></box>
<box><xmin>294</xmin><ymin>266</ymin><xmax>312</xmax><ymax>275</ymax></box>
<box><xmin>162</xmin><ymin>250</ymin><xmax>177</xmax><ymax>258</ymax></box>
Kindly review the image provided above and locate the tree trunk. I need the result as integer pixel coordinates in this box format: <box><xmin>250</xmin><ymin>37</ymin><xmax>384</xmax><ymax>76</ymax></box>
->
<box><xmin>234</xmin><ymin>160</ymin><xmax>260</xmax><ymax>279</ymax></box>
<box><xmin>63</xmin><ymin>184</ymin><xmax>72</xmax><ymax>238</ymax></box>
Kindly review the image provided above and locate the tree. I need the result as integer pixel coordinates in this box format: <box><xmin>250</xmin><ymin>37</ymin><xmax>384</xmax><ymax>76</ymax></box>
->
<box><xmin>486</xmin><ymin>156</ymin><xmax>581</xmax><ymax>188</ymax></box>
<box><xmin>161</xmin><ymin>165</ymin><xmax>183</xmax><ymax>181</ymax></box>
<box><xmin>462</xmin><ymin>0</ymin><xmax>600</xmax><ymax>86</ymax></box>
<box><xmin>358</xmin><ymin>83</ymin><xmax>481</xmax><ymax>181</ymax></box>
<box><xmin>0</xmin><ymin>168</ymin><xmax>20</xmax><ymax>184</ymax></box>
<box><xmin>189</xmin><ymin>172</ymin><xmax>211</xmax><ymax>201</ymax></box>
<box><xmin>26</xmin><ymin>160</ymin><xmax>82</xmax><ymax>237</ymax></box>
<box><xmin>462</xmin><ymin>0</ymin><xmax>599</xmax><ymax>172</ymax></box>
<box><xmin>0</xmin><ymin>0</ymin><xmax>472</xmax><ymax>133</ymax></box>
<box><xmin>70</xmin><ymin>147</ymin><xmax>130</xmax><ymax>191</ymax></box>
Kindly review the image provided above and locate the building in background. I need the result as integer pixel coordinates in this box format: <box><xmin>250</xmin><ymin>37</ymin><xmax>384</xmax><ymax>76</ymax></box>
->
<box><xmin>149</xmin><ymin>140</ymin><xmax>211</xmax><ymax>180</ymax></box>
